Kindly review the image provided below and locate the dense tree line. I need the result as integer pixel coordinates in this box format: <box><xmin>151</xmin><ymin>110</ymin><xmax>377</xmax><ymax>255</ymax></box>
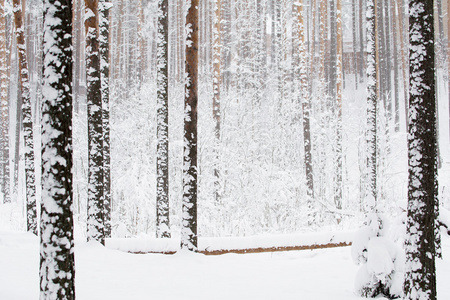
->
<box><xmin>0</xmin><ymin>0</ymin><xmax>445</xmax><ymax>298</ymax></box>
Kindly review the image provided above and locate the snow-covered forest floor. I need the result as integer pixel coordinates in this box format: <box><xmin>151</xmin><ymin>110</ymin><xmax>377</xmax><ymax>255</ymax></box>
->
<box><xmin>0</xmin><ymin>227</ymin><xmax>449</xmax><ymax>300</ymax></box>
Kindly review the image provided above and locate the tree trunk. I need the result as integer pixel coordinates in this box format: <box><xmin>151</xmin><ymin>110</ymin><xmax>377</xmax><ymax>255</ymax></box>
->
<box><xmin>358</xmin><ymin>0</ymin><xmax>365</xmax><ymax>82</ymax></box>
<box><xmin>85</xmin><ymin>0</ymin><xmax>104</xmax><ymax>245</ymax></box>
<box><xmin>12</xmin><ymin>0</ymin><xmax>37</xmax><ymax>235</ymax></box>
<box><xmin>391</xmin><ymin>0</ymin><xmax>400</xmax><ymax>132</ymax></box>
<box><xmin>0</xmin><ymin>0</ymin><xmax>10</xmax><ymax>204</ymax></box>
<box><xmin>40</xmin><ymin>0</ymin><xmax>76</xmax><ymax>298</ymax></box>
<box><xmin>156</xmin><ymin>0</ymin><xmax>171</xmax><ymax>239</ymax></box>
<box><xmin>352</xmin><ymin>0</ymin><xmax>358</xmax><ymax>89</ymax></box>
<box><xmin>404</xmin><ymin>0</ymin><xmax>437</xmax><ymax>298</ymax></box>
<box><xmin>335</xmin><ymin>0</ymin><xmax>343</xmax><ymax>211</ymax></box>
<box><xmin>212</xmin><ymin>0</ymin><xmax>221</xmax><ymax>203</ymax></box>
<box><xmin>181</xmin><ymin>0</ymin><xmax>199</xmax><ymax>251</ymax></box>
<box><xmin>296</xmin><ymin>0</ymin><xmax>314</xmax><ymax>203</ymax></box>
<box><xmin>365</xmin><ymin>0</ymin><xmax>377</xmax><ymax>213</ymax></box>
<box><xmin>99</xmin><ymin>0</ymin><xmax>111</xmax><ymax>238</ymax></box>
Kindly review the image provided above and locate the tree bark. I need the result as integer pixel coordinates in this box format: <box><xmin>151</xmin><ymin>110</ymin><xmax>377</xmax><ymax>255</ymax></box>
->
<box><xmin>40</xmin><ymin>0</ymin><xmax>75</xmax><ymax>298</ymax></box>
<box><xmin>212</xmin><ymin>0</ymin><xmax>221</xmax><ymax>203</ymax></box>
<box><xmin>99</xmin><ymin>0</ymin><xmax>111</xmax><ymax>238</ymax></box>
<box><xmin>335</xmin><ymin>0</ymin><xmax>343</xmax><ymax>211</ymax></box>
<box><xmin>85</xmin><ymin>0</ymin><xmax>104</xmax><ymax>245</ymax></box>
<box><xmin>181</xmin><ymin>0</ymin><xmax>199</xmax><ymax>251</ymax></box>
<box><xmin>12</xmin><ymin>0</ymin><xmax>37</xmax><ymax>235</ymax></box>
<box><xmin>0</xmin><ymin>0</ymin><xmax>10</xmax><ymax>204</ymax></box>
<box><xmin>365</xmin><ymin>0</ymin><xmax>377</xmax><ymax>213</ymax></box>
<box><xmin>156</xmin><ymin>0</ymin><xmax>171</xmax><ymax>239</ymax></box>
<box><xmin>404</xmin><ymin>0</ymin><xmax>437</xmax><ymax>298</ymax></box>
<box><xmin>296</xmin><ymin>1</ymin><xmax>314</xmax><ymax>202</ymax></box>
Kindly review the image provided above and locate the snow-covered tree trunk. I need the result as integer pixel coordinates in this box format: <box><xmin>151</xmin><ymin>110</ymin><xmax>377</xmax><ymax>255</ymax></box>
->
<box><xmin>295</xmin><ymin>1</ymin><xmax>313</xmax><ymax>202</ymax></box>
<box><xmin>0</xmin><ymin>0</ymin><xmax>10</xmax><ymax>204</ymax></box>
<box><xmin>391</xmin><ymin>0</ymin><xmax>400</xmax><ymax>132</ymax></box>
<box><xmin>40</xmin><ymin>0</ymin><xmax>75</xmax><ymax>298</ymax></box>
<box><xmin>358</xmin><ymin>0</ymin><xmax>365</xmax><ymax>81</ymax></box>
<box><xmin>85</xmin><ymin>0</ymin><xmax>104</xmax><ymax>245</ymax></box>
<box><xmin>212</xmin><ymin>0</ymin><xmax>221</xmax><ymax>203</ymax></box>
<box><xmin>404</xmin><ymin>1</ymin><xmax>437</xmax><ymax>299</ymax></box>
<box><xmin>156</xmin><ymin>0</ymin><xmax>171</xmax><ymax>239</ymax></box>
<box><xmin>99</xmin><ymin>0</ymin><xmax>111</xmax><ymax>238</ymax></box>
<box><xmin>365</xmin><ymin>0</ymin><xmax>377</xmax><ymax>213</ymax></box>
<box><xmin>352</xmin><ymin>0</ymin><xmax>358</xmax><ymax>89</ymax></box>
<box><xmin>334</xmin><ymin>0</ymin><xmax>343</xmax><ymax>211</ymax></box>
<box><xmin>181</xmin><ymin>0</ymin><xmax>199</xmax><ymax>251</ymax></box>
<box><xmin>12</xmin><ymin>0</ymin><xmax>37</xmax><ymax>235</ymax></box>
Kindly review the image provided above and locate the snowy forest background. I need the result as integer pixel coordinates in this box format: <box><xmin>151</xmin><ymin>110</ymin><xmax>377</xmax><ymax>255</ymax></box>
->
<box><xmin>0</xmin><ymin>0</ymin><xmax>449</xmax><ymax>241</ymax></box>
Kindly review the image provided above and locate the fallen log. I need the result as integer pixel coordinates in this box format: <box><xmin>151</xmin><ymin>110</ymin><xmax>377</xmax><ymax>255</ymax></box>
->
<box><xmin>127</xmin><ymin>241</ymin><xmax>352</xmax><ymax>255</ymax></box>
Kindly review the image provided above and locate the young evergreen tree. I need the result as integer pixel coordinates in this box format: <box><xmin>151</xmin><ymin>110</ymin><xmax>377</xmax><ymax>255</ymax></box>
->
<box><xmin>99</xmin><ymin>0</ymin><xmax>112</xmax><ymax>238</ymax></box>
<box><xmin>156</xmin><ymin>0</ymin><xmax>171</xmax><ymax>239</ymax></box>
<box><xmin>404</xmin><ymin>0</ymin><xmax>437</xmax><ymax>299</ymax></box>
<box><xmin>40</xmin><ymin>0</ymin><xmax>75</xmax><ymax>298</ymax></box>
<box><xmin>12</xmin><ymin>0</ymin><xmax>37</xmax><ymax>235</ymax></box>
<box><xmin>85</xmin><ymin>0</ymin><xmax>105</xmax><ymax>245</ymax></box>
<box><xmin>181</xmin><ymin>0</ymin><xmax>199</xmax><ymax>251</ymax></box>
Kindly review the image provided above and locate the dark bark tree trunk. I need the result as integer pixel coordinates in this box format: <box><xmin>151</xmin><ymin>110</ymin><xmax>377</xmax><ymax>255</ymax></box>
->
<box><xmin>12</xmin><ymin>0</ymin><xmax>37</xmax><ymax>235</ymax></box>
<box><xmin>40</xmin><ymin>0</ymin><xmax>75</xmax><ymax>298</ymax></box>
<box><xmin>99</xmin><ymin>0</ymin><xmax>111</xmax><ymax>238</ymax></box>
<box><xmin>85</xmin><ymin>0</ymin><xmax>104</xmax><ymax>245</ymax></box>
<box><xmin>181</xmin><ymin>0</ymin><xmax>199</xmax><ymax>251</ymax></box>
<box><xmin>156</xmin><ymin>0</ymin><xmax>171</xmax><ymax>239</ymax></box>
<box><xmin>404</xmin><ymin>0</ymin><xmax>437</xmax><ymax>298</ymax></box>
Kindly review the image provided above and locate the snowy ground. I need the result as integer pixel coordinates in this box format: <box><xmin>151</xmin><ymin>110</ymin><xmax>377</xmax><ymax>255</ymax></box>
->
<box><xmin>1</xmin><ymin>229</ymin><xmax>449</xmax><ymax>300</ymax></box>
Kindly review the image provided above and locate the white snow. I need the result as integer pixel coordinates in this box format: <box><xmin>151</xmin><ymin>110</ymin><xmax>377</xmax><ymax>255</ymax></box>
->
<box><xmin>1</xmin><ymin>229</ymin><xmax>449</xmax><ymax>300</ymax></box>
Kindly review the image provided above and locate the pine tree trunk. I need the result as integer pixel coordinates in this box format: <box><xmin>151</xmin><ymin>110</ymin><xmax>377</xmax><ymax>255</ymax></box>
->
<box><xmin>358</xmin><ymin>0</ymin><xmax>365</xmax><ymax>82</ymax></box>
<box><xmin>391</xmin><ymin>0</ymin><xmax>400</xmax><ymax>132</ymax></box>
<box><xmin>365</xmin><ymin>0</ymin><xmax>377</xmax><ymax>213</ymax></box>
<box><xmin>0</xmin><ymin>0</ymin><xmax>11</xmax><ymax>203</ymax></box>
<box><xmin>40</xmin><ymin>1</ymin><xmax>75</xmax><ymax>298</ymax></box>
<box><xmin>335</xmin><ymin>0</ymin><xmax>343</xmax><ymax>211</ymax></box>
<box><xmin>0</xmin><ymin>0</ymin><xmax>10</xmax><ymax>204</ymax></box>
<box><xmin>296</xmin><ymin>1</ymin><xmax>313</xmax><ymax>202</ymax></box>
<box><xmin>212</xmin><ymin>0</ymin><xmax>221</xmax><ymax>203</ymax></box>
<box><xmin>85</xmin><ymin>0</ymin><xmax>104</xmax><ymax>245</ymax></box>
<box><xmin>448</xmin><ymin>0</ymin><xmax>450</xmax><ymax>139</ymax></box>
<box><xmin>352</xmin><ymin>0</ymin><xmax>358</xmax><ymax>89</ymax></box>
<box><xmin>395</xmin><ymin>0</ymin><xmax>408</xmax><ymax>131</ymax></box>
<box><xmin>99</xmin><ymin>0</ymin><xmax>111</xmax><ymax>239</ymax></box>
<box><xmin>181</xmin><ymin>0</ymin><xmax>199</xmax><ymax>251</ymax></box>
<box><xmin>156</xmin><ymin>0</ymin><xmax>171</xmax><ymax>239</ymax></box>
<box><xmin>404</xmin><ymin>1</ymin><xmax>437</xmax><ymax>298</ymax></box>
<box><xmin>329</xmin><ymin>0</ymin><xmax>337</xmax><ymax>100</ymax></box>
<box><xmin>12</xmin><ymin>0</ymin><xmax>37</xmax><ymax>235</ymax></box>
